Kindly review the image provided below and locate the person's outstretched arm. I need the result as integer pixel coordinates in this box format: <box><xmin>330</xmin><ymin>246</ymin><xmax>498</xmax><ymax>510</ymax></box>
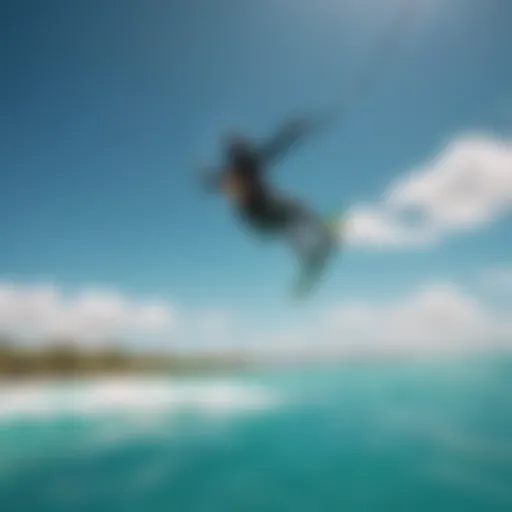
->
<box><xmin>259</xmin><ymin>117</ymin><xmax>315</xmax><ymax>166</ymax></box>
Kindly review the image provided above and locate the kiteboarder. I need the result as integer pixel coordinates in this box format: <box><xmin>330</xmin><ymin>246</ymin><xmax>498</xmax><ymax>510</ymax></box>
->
<box><xmin>201</xmin><ymin>117</ymin><xmax>337</xmax><ymax>296</ymax></box>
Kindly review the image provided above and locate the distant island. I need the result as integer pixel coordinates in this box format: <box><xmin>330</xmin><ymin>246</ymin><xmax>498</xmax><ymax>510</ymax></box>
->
<box><xmin>0</xmin><ymin>337</ymin><xmax>251</xmax><ymax>379</ymax></box>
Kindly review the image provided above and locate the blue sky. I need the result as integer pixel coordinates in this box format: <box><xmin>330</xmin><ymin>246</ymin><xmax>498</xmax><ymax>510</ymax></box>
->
<box><xmin>1</xmin><ymin>0</ymin><xmax>511</xmax><ymax>352</ymax></box>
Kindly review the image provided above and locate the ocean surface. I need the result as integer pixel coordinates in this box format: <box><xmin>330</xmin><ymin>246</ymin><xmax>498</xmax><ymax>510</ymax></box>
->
<box><xmin>1</xmin><ymin>355</ymin><xmax>511</xmax><ymax>511</ymax></box>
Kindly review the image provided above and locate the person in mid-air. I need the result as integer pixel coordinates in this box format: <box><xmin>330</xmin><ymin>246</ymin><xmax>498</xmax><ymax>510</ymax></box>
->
<box><xmin>201</xmin><ymin>117</ymin><xmax>337</xmax><ymax>296</ymax></box>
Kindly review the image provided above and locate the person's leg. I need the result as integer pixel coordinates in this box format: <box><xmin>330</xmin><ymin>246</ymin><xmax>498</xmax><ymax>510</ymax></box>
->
<box><xmin>275</xmin><ymin>198</ymin><xmax>337</xmax><ymax>297</ymax></box>
<box><xmin>273</xmin><ymin>197</ymin><xmax>334</xmax><ymax>266</ymax></box>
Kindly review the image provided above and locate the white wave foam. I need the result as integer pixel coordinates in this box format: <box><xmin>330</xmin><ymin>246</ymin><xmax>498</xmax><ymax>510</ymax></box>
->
<box><xmin>0</xmin><ymin>378</ymin><xmax>279</xmax><ymax>423</ymax></box>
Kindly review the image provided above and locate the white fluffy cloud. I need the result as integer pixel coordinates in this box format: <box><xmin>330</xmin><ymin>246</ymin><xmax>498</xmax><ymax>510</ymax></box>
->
<box><xmin>344</xmin><ymin>204</ymin><xmax>438</xmax><ymax>249</ymax></box>
<box><xmin>343</xmin><ymin>133</ymin><xmax>512</xmax><ymax>249</ymax></box>
<box><xmin>182</xmin><ymin>308</ymin><xmax>240</xmax><ymax>350</ymax></box>
<box><xmin>321</xmin><ymin>282</ymin><xmax>511</xmax><ymax>354</ymax></box>
<box><xmin>247</xmin><ymin>282</ymin><xmax>512</xmax><ymax>358</ymax></box>
<box><xmin>0</xmin><ymin>282</ymin><xmax>176</xmax><ymax>344</ymax></box>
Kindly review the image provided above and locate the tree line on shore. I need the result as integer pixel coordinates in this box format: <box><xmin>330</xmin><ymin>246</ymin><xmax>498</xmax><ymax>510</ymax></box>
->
<box><xmin>0</xmin><ymin>336</ymin><xmax>250</xmax><ymax>378</ymax></box>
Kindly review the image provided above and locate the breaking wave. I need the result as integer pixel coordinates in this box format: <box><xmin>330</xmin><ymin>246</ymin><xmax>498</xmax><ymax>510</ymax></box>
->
<box><xmin>0</xmin><ymin>377</ymin><xmax>279</xmax><ymax>423</ymax></box>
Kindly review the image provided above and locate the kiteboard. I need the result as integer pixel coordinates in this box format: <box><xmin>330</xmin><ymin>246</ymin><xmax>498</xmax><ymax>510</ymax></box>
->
<box><xmin>290</xmin><ymin>213</ymin><xmax>343</xmax><ymax>300</ymax></box>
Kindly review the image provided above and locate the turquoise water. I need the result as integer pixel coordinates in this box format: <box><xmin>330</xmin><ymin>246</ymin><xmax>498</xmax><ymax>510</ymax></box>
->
<box><xmin>1</xmin><ymin>356</ymin><xmax>511</xmax><ymax>511</ymax></box>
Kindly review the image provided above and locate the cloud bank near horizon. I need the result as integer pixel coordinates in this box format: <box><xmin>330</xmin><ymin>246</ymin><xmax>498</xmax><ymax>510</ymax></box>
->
<box><xmin>0</xmin><ymin>277</ymin><xmax>510</xmax><ymax>357</ymax></box>
<box><xmin>0</xmin><ymin>281</ymin><xmax>176</xmax><ymax>345</ymax></box>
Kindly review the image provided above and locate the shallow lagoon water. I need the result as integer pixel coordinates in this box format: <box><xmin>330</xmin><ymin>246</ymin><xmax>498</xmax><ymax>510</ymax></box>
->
<box><xmin>1</xmin><ymin>356</ymin><xmax>511</xmax><ymax>512</ymax></box>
